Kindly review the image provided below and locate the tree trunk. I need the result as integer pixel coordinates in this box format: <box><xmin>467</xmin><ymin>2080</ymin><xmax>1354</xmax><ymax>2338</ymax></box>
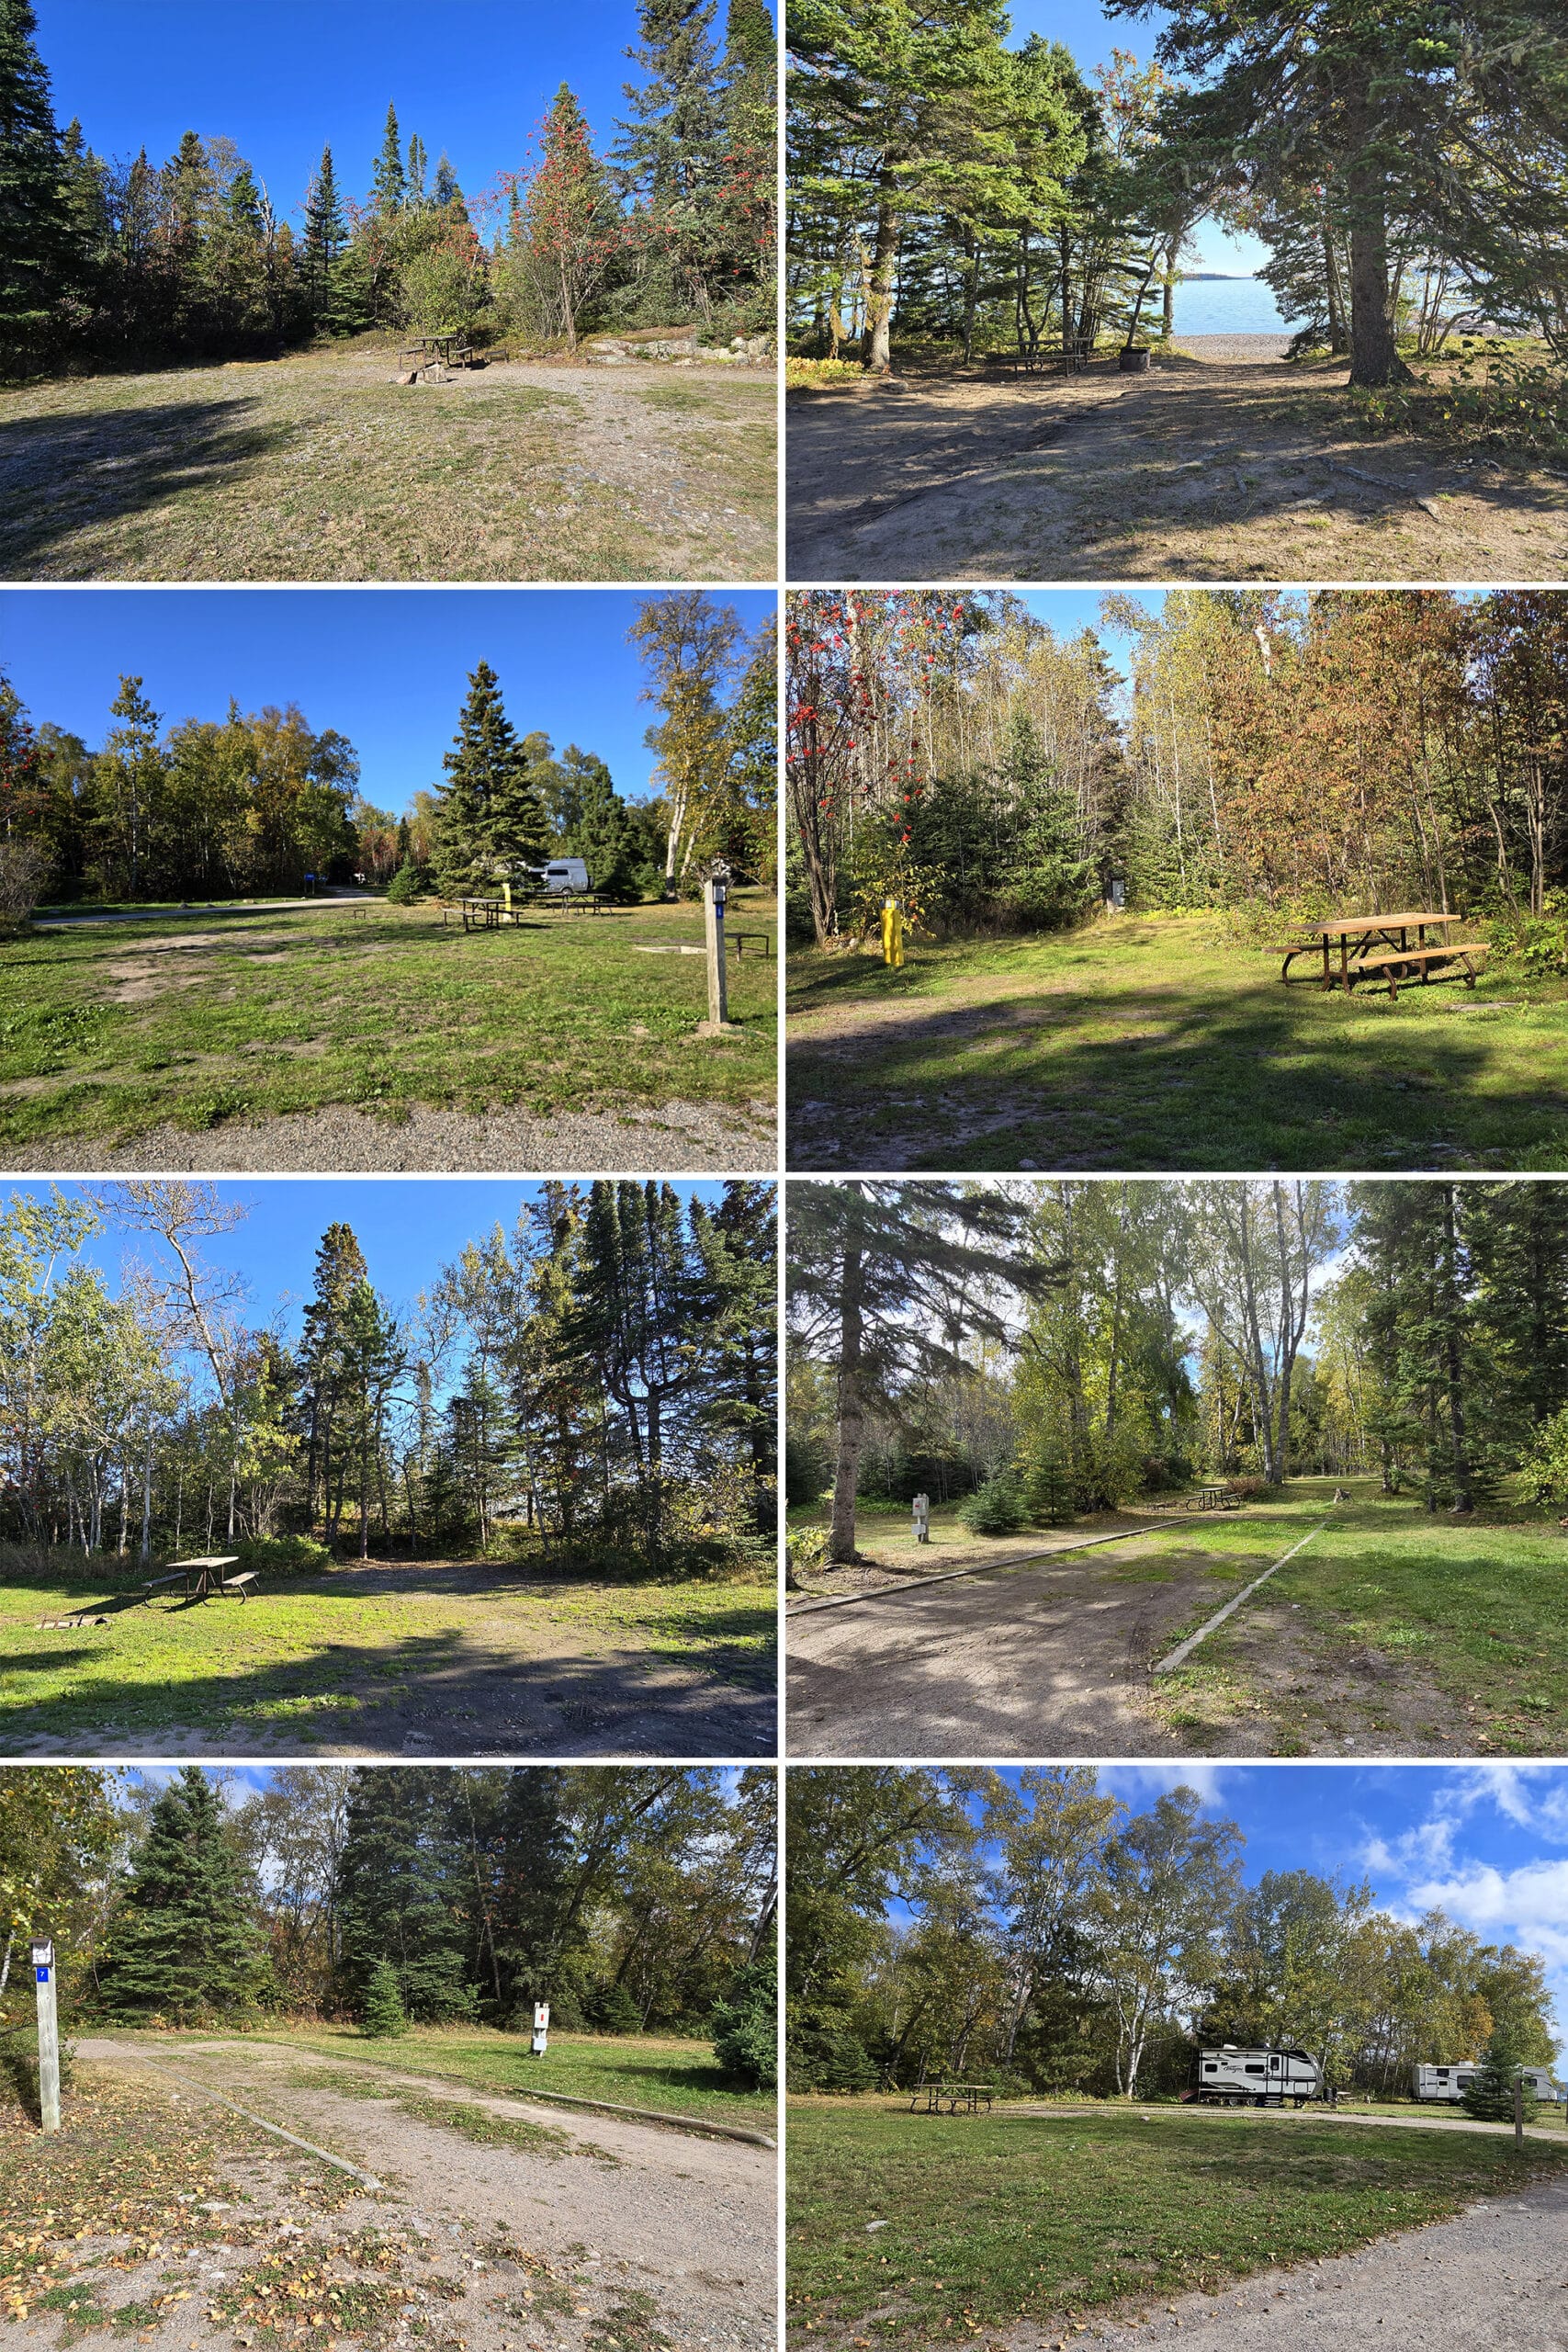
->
<box><xmin>1441</xmin><ymin>1187</ymin><xmax>1474</xmax><ymax>1512</ymax></box>
<box><xmin>829</xmin><ymin>1203</ymin><xmax>867</xmax><ymax>1564</ymax></box>
<box><xmin>860</xmin><ymin>175</ymin><xmax>899</xmax><ymax>371</ymax></box>
<box><xmin>1347</xmin><ymin>178</ymin><xmax>1414</xmax><ymax>387</ymax></box>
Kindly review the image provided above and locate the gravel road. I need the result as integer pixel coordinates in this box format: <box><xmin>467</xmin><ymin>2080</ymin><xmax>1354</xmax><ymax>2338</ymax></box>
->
<box><xmin>1069</xmin><ymin>2172</ymin><xmax>1568</xmax><ymax>2351</ymax></box>
<box><xmin>11</xmin><ymin>1095</ymin><xmax>777</xmax><ymax>1172</ymax></box>
<box><xmin>84</xmin><ymin>2037</ymin><xmax>777</xmax><ymax>2352</ymax></box>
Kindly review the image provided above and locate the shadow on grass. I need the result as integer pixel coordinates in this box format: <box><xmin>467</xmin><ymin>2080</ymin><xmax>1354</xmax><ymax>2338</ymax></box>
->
<box><xmin>0</xmin><ymin>396</ymin><xmax>290</xmax><ymax>573</ymax></box>
<box><xmin>0</xmin><ymin>1573</ymin><xmax>777</xmax><ymax>1756</ymax></box>
<box><xmin>786</xmin><ymin>967</ymin><xmax>1568</xmax><ymax>1170</ymax></box>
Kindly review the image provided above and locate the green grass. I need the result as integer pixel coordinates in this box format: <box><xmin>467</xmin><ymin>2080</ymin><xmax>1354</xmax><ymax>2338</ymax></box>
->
<box><xmin>0</xmin><ymin>892</ymin><xmax>775</xmax><ymax>1151</ymax></box>
<box><xmin>785</xmin><ymin>912</ymin><xmax>1568</xmax><ymax>1170</ymax></box>
<box><xmin>0</xmin><ymin>1552</ymin><xmax>775</xmax><ymax>1745</ymax></box>
<box><xmin>1141</xmin><ymin>1476</ymin><xmax>1568</xmax><ymax>1754</ymax></box>
<box><xmin>0</xmin><ymin>342</ymin><xmax>775</xmax><ymax>582</ymax></box>
<box><xmin>786</xmin><ymin>2100</ymin><xmax>1568</xmax><ymax>2344</ymax></box>
<box><xmin>235</xmin><ymin>2025</ymin><xmax>776</xmax><ymax>2137</ymax></box>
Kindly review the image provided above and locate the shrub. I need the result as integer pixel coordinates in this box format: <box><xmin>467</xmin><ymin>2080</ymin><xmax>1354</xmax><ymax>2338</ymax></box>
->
<box><xmin>960</xmin><ymin>1470</ymin><xmax>1030</xmax><ymax>1536</ymax></box>
<box><xmin>784</xmin><ymin>356</ymin><xmax>869</xmax><ymax>390</ymax></box>
<box><xmin>1224</xmin><ymin>1475</ymin><xmax>1274</xmax><ymax>1500</ymax></box>
<box><xmin>711</xmin><ymin>1959</ymin><xmax>777</xmax><ymax>2091</ymax></box>
<box><xmin>385</xmin><ymin>862</ymin><xmax>424</xmax><ymax>905</ymax></box>
<box><xmin>233</xmin><ymin>1533</ymin><xmax>333</xmax><ymax>1576</ymax></box>
<box><xmin>360</xmin><ymin>1960</ymin><xmax>408</xmax><ymax>2040</ymax></box>
<box><xmin>786</xmin><ymin>1525</ymin><xmax>829</xmax><ymax>1582</ymax></box>
<box><xmin>398</xmin><ymin>243</ymin><xmax>488</xmax><ymax>335</ymax></box>
<box><xmin>585</xmin><ymin>1980</ymin><xmax>642</xmax><ymax>2035</ymax></box>
<box><xmin>1517</xmin><ymin>1407</ymin><xmax>1568</xmax><ymax>1504</ymax></box>
<box><xmin>0</xmin><ymin>840</ymin><xmax>50</xmax><ymax>933</ymax></box>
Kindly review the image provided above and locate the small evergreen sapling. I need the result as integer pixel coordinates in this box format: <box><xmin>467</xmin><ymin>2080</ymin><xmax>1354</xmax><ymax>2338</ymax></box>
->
<box><xmin>360</xmin><ymin>1960</ymin><xmax>409</xmax><ymax>2039</ymax></box>
<box><xmin>1461</xmin><ymin>2033</ymin><xmax>1539</xmax><ymax>2125</ymax></box>
<box><xmin>711</xmin><ymin>1957</ymin><xmax>776</xmax><ymax>2090</ymax></box>
<box><xmin>960</xmin><ymin>1468</ymin><xmax>1030</xmax><ymax>1536</ymax></box>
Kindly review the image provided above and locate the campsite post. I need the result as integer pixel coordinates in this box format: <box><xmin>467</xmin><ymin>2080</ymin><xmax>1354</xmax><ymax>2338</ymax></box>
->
<box><xmin>532</xmin><ymin>2000</ymin><xmax>549</xmax><ymax>2059</ymax></box>
<box><xmin>703</xmin><ymin>865</ymin><xmax>734</xmax><ymax>1029</ymax></box>
<box><xmin>912</xmin><ymin>1493</ymin><xmax>930</xmax><ymax>1544</ymax></box>
<box><xmin>1515</xmin><ymin>2072</ymin><xmax>1525</xmax><ymax>2147</ymax></box>
<box><xmin>31</xmin><ymin>1940</ymin><xmax>59</xmax><ymax>2133</ymax></box>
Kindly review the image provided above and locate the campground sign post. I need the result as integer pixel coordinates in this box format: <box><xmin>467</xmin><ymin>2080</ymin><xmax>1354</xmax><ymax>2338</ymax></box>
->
<box><xmin>532</xmin><ymin>2000</ymin><xmax>550</xmax><ymax>2059</ymax></box>
<box><xmin>31</xmin><ymin>1940</ymin><xmax>60</xmax><ymax>2133</ymax></box>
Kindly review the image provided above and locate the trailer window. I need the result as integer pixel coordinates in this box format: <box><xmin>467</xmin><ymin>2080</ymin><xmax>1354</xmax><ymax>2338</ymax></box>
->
<box><xmin>1245</xmin><ymin>2064</ymin><xmax>1265</xmax><ymax>2075</ymax></box>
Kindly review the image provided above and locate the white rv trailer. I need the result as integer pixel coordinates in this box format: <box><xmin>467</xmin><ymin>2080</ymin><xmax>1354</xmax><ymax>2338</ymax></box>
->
<box><xmin>1193</xmin><ymin>2044</ymin><xmax>1324</xmax><ymax>2107</ymax></box>
<box><xmin>1415</xmin><ymin>2062</ymin><xmax>1566</xmax><ymax>2104</ymax></box>
<box><xmin>531</xmin><ymin>858</ymin><xmax>591</xmax><ymax>897</ymax></box>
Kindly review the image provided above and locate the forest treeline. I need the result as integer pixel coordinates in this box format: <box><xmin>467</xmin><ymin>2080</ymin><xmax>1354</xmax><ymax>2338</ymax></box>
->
<box><xmin>0</xmin><ymin>1178</ymin><xmax>776</xmax><ymax>1578</ymax></box>
<box><xmin>787</xmin><ymin>1766</ymin><xmax>1557</xmax><ymax>2102</ymax></box>
<box><xmin>0</xmin><ymin>593</ymin><xmax>774</xmax><ymax>912</ymax></box>
<box><xmin>784</xmin><ymin>589</ymin><xmax>1568</xmax><ymax>967</ymax></box>
<box><xmin>0</xmin><ymin>1764</ymin><xmax>776</xmax><ymax>2087</ymax></box>
<box><xmin>1</xmin><ymin>0</ymin><xmax>776</xmax><ymax>377</ymax></box>
<box><xmin>786</xmin><ymin>1179</ymin><xmax>1568</xmax><ymax>1561</ymax></box>
<box><xmin>786</xmin><ymin>0</ymin><xmax>1568</xmax><ymax>385</ymax></box>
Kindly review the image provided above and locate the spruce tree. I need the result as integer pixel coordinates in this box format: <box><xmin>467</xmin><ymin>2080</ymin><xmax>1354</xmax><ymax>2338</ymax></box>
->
<box><xmin>432</xmin><ymin>662</ymin><xmax>547</xmax><ymax>896</ymax></box>
<box><xmin>334</xmin><ymin>1769</ymin><xmax>476</xmax><ymax>2021</ymax></box>
<box><xmin>360</xmin><ymin>1958</ymin><xmax>409</xmax><ymax>2037</ymax></box>
<box><xmin>301</xmin><ymin>142</ymin><xmax>346</xmax><ymax>327</ymax></box>
<box><xmin>371</xmin><ymin>104</ymin><xmax>405</xmax><ymax>214</ymax></box>
<box><xmin>431</xmin><ymin>152</ymin><xmax>461</xmax><ymax>209</ymax></box>
<box><xmin>1461</xmin><ymin>2030</ymin><xmax>1539</xmax><ymax>2125</ymax></box>
<box><xmin>299</xmin><ymin>1221</ymin><xmax>371</xmax><ymax>1533</ymax></box>
<box><xmin>0</xmin><ymin>0</ymin><xmax>73</xmax><ymax>365</ymax></box>
<box><xmin>406</xmin><ymin>132</ymin><xmax>428</xmax><ymax>207</ymax></box>
<box><xmin>96</xmin><ymin>1768</ymin><xmax>266</xmax><ymax>2022</ymax></box>
<box><xmin>615</xmin><ymin>0</ymin><xmax>728</xmax><ymax>311</ymax></box>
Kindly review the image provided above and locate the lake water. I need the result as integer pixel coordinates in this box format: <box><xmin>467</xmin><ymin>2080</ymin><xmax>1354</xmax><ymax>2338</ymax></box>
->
<box><xmin>1171</xmin><ymin>277</ymin><xmax>1290</xmax><ymax>336</ymax></box>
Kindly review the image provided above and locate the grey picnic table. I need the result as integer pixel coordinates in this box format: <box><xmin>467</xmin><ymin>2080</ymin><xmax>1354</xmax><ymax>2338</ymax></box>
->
<box><xmin>142</xmin><ymin>1555</ymin><xmax>257</xmax><ymax>1601</ymax></box>
<box><xmin>1282</xmin><ymin>910</ymin><xmax>1468</xmax><ymax>990</ymax></box>
<box><xmin>908</xmin><ymin>2082</ymin><xmax>996</xmax><ymax>2115</ymax></box>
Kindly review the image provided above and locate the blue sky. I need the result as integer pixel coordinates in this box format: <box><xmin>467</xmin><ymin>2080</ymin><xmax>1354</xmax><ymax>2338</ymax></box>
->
<box><xmin>5</xmin><ymin>1176</ymin><xmax>733</xmax><ymax>1345</ymax></box>
<box><xmin>0</xmin><ymin>590</ymin><xmax>774</xmax><ymax>820</ymax></box>
<box><xmin>988</xmin><ymin>1765</ymin><xmax>1568</xmax><ymax>2064</ymax></box>
<box><xmin>33</xmin><ymin>0</ymin><xmax>758</xmax><ymax>232</ymax></box>
<box><xmin>1010</xmin><ymin>0</ymin><xmax>1269</xmax><ymax>275</ymax></box>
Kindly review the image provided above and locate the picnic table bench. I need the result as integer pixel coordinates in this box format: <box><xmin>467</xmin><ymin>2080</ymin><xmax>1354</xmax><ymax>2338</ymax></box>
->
<box><xmin>1142</xmin><ymin>1484</ymin><xmax>1243</xmax><ymax>1515</ymax></box>
<box><xmin>986</xmin><ymin>337</ymin><xmax>1094</xmax><ymax>377</ymax></box>
<box><xmin>142</xmin><ymin>1555</ymin><xmax>256</xmax><ymax>1601</ymax></box>
<box><xmin>1281</xmin><ymin>911</ymin><xmax>1485</xmax><ymax>994</ymax></box>
<box><xmin>398</xmin><ymin>332</ymin><xmax>479</xmax><ymax>379</ymax></box>
<box><xmin>727</xmin><ymin>928</ymin><xmax>773</xmax><ymax>957</ymax></box>
<box><xmin>908</xmin><ymin>2082</ymin><xmax>996</xmax><ymax>2115</ymax></box>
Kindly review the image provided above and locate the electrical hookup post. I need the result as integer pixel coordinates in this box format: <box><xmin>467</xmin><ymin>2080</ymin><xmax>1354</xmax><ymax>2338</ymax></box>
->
<box><xmin>912</xmin><ymin>1493</ymin><xmax>930</xmax><ymax>1544</ymax></box>
<box><xmin>699</xmin><ymin>862</ymin><xmax>739</xmax><ymax>1036</ymax></box>
<box><xmin>882</xmin><ymin>898</ymin><xmax>905</xmax><ymax>967</ymax></box>
<box><xmin>531</xmin><ymin>2002</ymin><xmax>549</xmax><ymax>2059</ymax></box>
<box><xmin>32</xmin><ymin>1940</ymin><xmax>60</xmax><ymax>2133</ymax></box>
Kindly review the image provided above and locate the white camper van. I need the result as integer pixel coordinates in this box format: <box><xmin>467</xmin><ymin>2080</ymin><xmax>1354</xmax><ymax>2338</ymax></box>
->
<box><xmin>1192</xmin><ymin>2045</ymin><xmax>1324</xmax><ymax>2107</ymax></box>
<box><xmin>1415</xmin><ymin>2062</ymin><xmax>1566</xmax><ymax>2104</ymax></box>
<box><xmin>531</xmin><ymin>858</ymin><xmax>591</xmax><ymax>898</ymax></box>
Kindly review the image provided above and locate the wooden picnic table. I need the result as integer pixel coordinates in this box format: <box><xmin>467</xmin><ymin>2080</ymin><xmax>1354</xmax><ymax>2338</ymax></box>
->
<box><xmin>398</xmin><ymin>331</ymin><xmax>478</xmax><ymax>378</ymax></box>
<box><xmin>143</xmin><ymin>1555</ymin><xmax>257</xmax><ymax>1601</ymax></box>
<box><xmin>908</xmin><ymin>2082</ymin><xmax>996</xmax><ymax>2115</ymax></box>
<box><xmin>1283</xmin><ymin>911</ymin><xmax>1466</xmax><ymax>990</ymax></box>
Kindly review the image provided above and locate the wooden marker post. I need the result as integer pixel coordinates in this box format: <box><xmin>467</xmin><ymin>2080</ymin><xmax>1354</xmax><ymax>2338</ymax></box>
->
<box><xmin>912</xmin><ymin>1493</ymin><xmax>930</xmax><ymax>1544</ymax></box>
<box><xmin>1515</xmin><ymin>2072</ymin><xmax>1526</xmax><ymax>2148</ymax></box>
<box><xmin>700</xmin><ymin>870</ymin><xmax>739</xmax><ymax>1034</ymax></box>
<box><xmin>531</xmin><ymin>2000</ymin><xmax>550</xmax><ymax>2059</ymax></box>
<box><xmin>31</xmin><ymin>1940</ymin><xmax>59</xmax><ymax>2134</ymax></box>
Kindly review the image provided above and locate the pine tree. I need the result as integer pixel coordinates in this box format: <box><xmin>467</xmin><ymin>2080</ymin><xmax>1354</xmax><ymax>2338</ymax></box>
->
<box><xmin>711</xmin><ymin>1953</ymin><xmax>777</xmax><ymax>2088</ymax></box>
<box><xmin>615</xmin><ymin>0</ymin><xmax>728</xmax><ymax>314</ymax></box>
<box><xmin>525</xmin><ymin>85</ymin><xmax>622</xmax><ymax>349</ymax></box>
<box><xmin>406</xmin><ymin>132</ymin><xmax>428</xmax><ymax>207</ymax></box>
<box><xmin>301</xmin><ymin>142</ymin><xmax>346</xmax><ymax>327</ymax></box>
<box><xmin>94</xmin><ymin>675</ymin><xmax>164</xmax><ymax>899</ymax></box>
<box><xmin>431</xmin><ymin>152</ymin><xmax>461</xmax><ymax>209</ymax></box>
<box><xmin>299</xmin><ymin>1221</ymin><xmax>371</xmax><ymax>1535</ymax></box>
<box><xmin>432</xmin><ymin>662</ymin><xmax>547</xmax><ymax>896</ymax></box>
<box><xmin>0</xmin><ymin>0</ymin><xmax>74</xmax><ymax>365</ymax></box>
<box><xmin>359</xmin><ymin>1957</ymin><xmax>409</xmax><ymax>2037</ymax></box>
<box><xmin>1461</xmin><ymin>2029</ymin><xmax>1539</xmax><ymax>2125</ymax></box>
<box><xmin>371</xmin><ymin>104</ymin><xmax>405</xmax><ymax>214</ymax></box>
<box><xmin>334</xmin><ymin>1770</ymin><xmax>476</xmax><ymax>2021</ymax></box>
<box><xmin>96</xmin><ymin>1768</ymin><xmax>266</xmax><ymax>2021</ymax></box>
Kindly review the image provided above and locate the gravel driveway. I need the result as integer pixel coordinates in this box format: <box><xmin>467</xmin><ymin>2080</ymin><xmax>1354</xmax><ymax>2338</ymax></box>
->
<box><xmin>84</xmin><ymin>2037</ymin><xmax>776</xmax><ymax>2352</ymax></box>
<box><xmin>13</xmin><ymin>1095</ymin><xmax>777</xmax><ymax>1172</ymax></box>
<box><xmin>1069</xmin><ymin>2172</ymin><xmax>1568</xmax><ymax>2351</ymax></box>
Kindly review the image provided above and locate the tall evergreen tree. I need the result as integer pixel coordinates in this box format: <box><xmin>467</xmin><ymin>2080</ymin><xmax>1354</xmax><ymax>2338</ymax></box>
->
<box><xmin>334</xmin><ymin>1769</ymin><xmax>476</xmax><ymax>2020</ymax></box>
<box><xmin>0</xmin><ymin>0</ymin><xmax>74</xmax><ymax>365</ymax></box>
<box><xmin>432</xmin><ymin>151</ymin><xmax>461</xmax><ymax>209</ymax></box>
<box><xmin>299</xmin><ymin>1221</ymin><xmax>371</xmax><ymax>1532</ymax></box>
<box><xmin>406</xmin><ymin>131</ymin><xmax>428</xmax><ymax>207</ymax></box>
<box><xmin>432</xmin><ymin>661</ymin><xmax>547</xmax><ymax>895</ymax></box>
<box><xmin>301</xmin><ymin>141</ymin><xmax>346</xmax><ymax>325</ymax></box>
<box><xmin>615</xmin><ymin>0</ymin><xmax>729</xmax><ymax>312</ymax></box>
<box><xmin>96</xmin><ymin>1768</ymin><xmax>266</xmax><ymax>2020</ymax></box>
<box><xmin>371</xmin><ymin>103</ymin><xmax>405</xmax><ymax>214</ymax></box>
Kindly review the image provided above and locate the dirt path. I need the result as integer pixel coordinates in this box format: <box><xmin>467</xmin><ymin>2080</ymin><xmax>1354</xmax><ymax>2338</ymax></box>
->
<box><xmin>1051</xmin><ymin>2170</ymin><xmax>1568</xmax><ymax>2352</ymax></box>
<box><xmin>785</xmin><ymin>1535</ymin><xmax>1465</xmax><ymax>1758</ymax></box>
<box><xmin>77</xmin><ymin>2037</ymin><xmax>775</xmax><ymax>2352</ymax></box>
<box><xmin>786</xmin><ymin>353</ymin><xmax>1568</xmax><ymax>581</ymax></box>
<box><xmin>7</xmin><ymin>1095</ymin><xmax>777</xmax><ymax>1173</ymax></box>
